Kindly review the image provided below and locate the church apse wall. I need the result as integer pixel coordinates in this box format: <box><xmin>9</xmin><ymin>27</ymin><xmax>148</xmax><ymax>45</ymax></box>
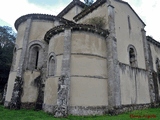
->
<box><xmin>70</xmin><ymin>31</ymin><xmax>108</xmax><ymax>109</ymax></box>
<box><xmin>5</xmin><ymin>21</ymin><xmax>28</xmax><ymax>106</ymax></box>
<box><xmin>43</xmin><ymin>33</ymin><xmax>64</xmax><ymax>113</ymax></box>
<box><xmin>29</xmin><ymin>20</ymin><xmax>55</xmax><ymax>41</ymax></box>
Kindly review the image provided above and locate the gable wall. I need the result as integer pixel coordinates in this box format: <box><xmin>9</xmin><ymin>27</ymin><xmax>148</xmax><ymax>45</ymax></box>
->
<box><xmin>63</xmin><ymin>5</ymin><xmax>83</xmax><ymax>21</ymax></box>
<box><xmin>112</xmin><ymin>0</ymin><xmax>145</xmax><ymax>69</ymax></box>
<box><xmin>111</xmin><ymin>1</ymin><xmax>150</xmax><ymax>105</ymax></box>
<box><xmin>76</xmin><ymin>3</ymin><xmax>108</xmax><ymax>29</ymax></box>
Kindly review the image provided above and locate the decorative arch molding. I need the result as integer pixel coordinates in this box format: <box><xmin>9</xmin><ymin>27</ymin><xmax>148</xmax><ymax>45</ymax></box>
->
<box><xmin>47</xmin><ymin>52</ymin><xmax>57</xmax><ymax>77</ymax></box>
<box><xmin>44</xmin><ymin>24</ymin><xmax>109</xmax><ymax>43</ymax></box>
<box><xmin>27</xmin><ymin>40</ymin><xmax>46</xmax><ymax>50</ymax></box>
<box><xmin>26</xmin><ymin>40</ymin><xmax>46</xmax><ymax>70</ymax></box>
<box><xmin>127</xmin><ymin>44</ymin><xmax>137</xmax><ymax>67</ymax></box>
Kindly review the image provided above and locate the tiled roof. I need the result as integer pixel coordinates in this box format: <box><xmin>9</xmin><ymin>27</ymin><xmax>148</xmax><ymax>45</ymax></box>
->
<box><xmin>44</xmin><ymin>24</ymin><xmax>109</xmax><ymax>43</ymax></box>
<box><xmin>147</xmin><ymin>36</ymin><xmax>160</xmax><ymax>47</ymax></box>
<box><xmin>15</xmin><ymin>13</ymin><xmax>74</xmax><ymax>30</ymax></box>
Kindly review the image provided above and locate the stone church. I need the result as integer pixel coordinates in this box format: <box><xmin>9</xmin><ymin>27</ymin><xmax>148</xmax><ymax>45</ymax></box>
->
<box><xmin>4</xmin><ymin>0</ymin><xmax>160</xmax><ymax>117</ymax></box>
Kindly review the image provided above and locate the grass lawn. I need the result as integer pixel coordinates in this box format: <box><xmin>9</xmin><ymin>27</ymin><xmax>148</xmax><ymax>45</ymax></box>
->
<box><xmin>0</xmin><ymin>105</ymin><xmax>159</xmax><ymax>120</ymax></box>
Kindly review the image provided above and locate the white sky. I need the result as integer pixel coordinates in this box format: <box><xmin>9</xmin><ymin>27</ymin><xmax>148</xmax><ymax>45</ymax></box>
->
<box><xmin>0</xmin><ymin>0</ymin><xmax>159</xmax><ymax>41</ymax></box>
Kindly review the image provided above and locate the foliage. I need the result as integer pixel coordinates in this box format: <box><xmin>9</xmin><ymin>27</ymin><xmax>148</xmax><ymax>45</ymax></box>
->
<box><xmin>0</xmin><ymin>105</ymin><xmax>160</xmax><ymax>120</ymax></box>
<box><xmin>84</xmin><ymin>0</ymin><xmax>94</xmax><ymax>6</ymax></box>
<box><xmin>84</xmin><ymin>17</ymin><xmax>106</xmax><ymax>29</ymax></box>
<box><xmin>0</xmin><ymin>26</ymin><xmax>16</xmax><ymax>92</ymax></box>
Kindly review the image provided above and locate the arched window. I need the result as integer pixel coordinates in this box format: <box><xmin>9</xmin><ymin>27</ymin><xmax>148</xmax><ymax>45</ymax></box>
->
<box><xmin>48</xmin><ymin>56</ymin><xmax>55</xmax><ymax>76</ymax></box>
<box><xmin>48</xmin><ymin>52</ymin><xmax>56</xmax><ymax>76</ymax></box>
<box><xmin>27</xmin><ymin>40</ymin><xmax>45</xmax><ymax>71</ymax></box>
<box><xmin>28</xmin><ymin>45</ymin><xmax>41</xmax><ymax>70</ymax></box>
<box><xmin>128</xmin><ymin>45</ymin><xmax>137</xmax><ymax>67</ymax></box>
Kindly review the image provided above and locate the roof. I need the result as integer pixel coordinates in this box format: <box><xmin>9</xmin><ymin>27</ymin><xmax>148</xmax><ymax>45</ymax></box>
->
<box><xmin>44</xmin><ymin>24</ymin><xmax>109</xmax><ymax>43</ymax></box>
<box><xmin>57</xmin><ymin>0</ymin><xmax>86</xmax><ymax>17</ymax></box>
<box><xmin>15</xmin><ymin>13</ymin><xmax>74</xmax><ymax>30</ymax></box>
<box><xmin>147</xmin><ymin>36</ymin><xmax>160</xmax><ymax>47</ymax></box>
<box><xmin>73</xmin><ymin>0</ymin><xmax>146</xmax><ymax>26</ymax></box>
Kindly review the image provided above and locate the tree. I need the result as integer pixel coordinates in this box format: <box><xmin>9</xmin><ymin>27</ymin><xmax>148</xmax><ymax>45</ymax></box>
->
<box><xmin>0</xmin><ymin>26</ymin><xmax>16</xmax><ymax>99</ymax></box>
<box><xmin>84</xmin><ymin>0</ymin><xmax>94</xmax><ymax>6</ymax></box>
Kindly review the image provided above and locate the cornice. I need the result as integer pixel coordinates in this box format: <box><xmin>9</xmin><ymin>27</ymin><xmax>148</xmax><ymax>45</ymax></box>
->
<box><xmin>14</xmin><ymin>13</ymin><xmax>74</xmax><ymax>30</ymax></box>
<box><xmin>44</xmin><ymin>24</ymin><xmax>109</xmax><ymax>43</ymax></box>
<box><xmin>147</xmin><ymin>36</ymin><xmax>160</xmax><ymax>47</ymax></box>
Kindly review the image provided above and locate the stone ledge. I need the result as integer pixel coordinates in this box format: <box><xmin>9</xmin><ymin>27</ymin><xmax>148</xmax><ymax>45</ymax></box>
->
<box><xmin>43</xmin><ymin>104</ymin><xmax>56</xmax><ymax>114</ymax></box>
<box><xmin>21</xmin><ymin>102</ymin><xmax>36</xmax><ymax>109</ymax></box>
<box><xmin>109</xmin><ymin>103</ymin><xmax>160</xmax><ymax>115</ymax></box>
<box><xmin>44</xmin><ymin>24</ymin><xmax>109</xmax><ymax>43</ymax></box>
<box><xmin>71</xmin><ymin>53</ymin><xmax>107</xmax><ymax>59</ymax></box>
<box><xmin>71</xmin><ymin>75</ymin><xmax>107</xmax><ymax>79</ymax></box>
<box><xmin>4</xmin><ymin>101</ymin><xmax>10</xmax><ymax>108</ymax></box>
<box><xmin>68</xmin><ymin>106</ymin><xmax>108</xmax><ymax>116</ymax></box>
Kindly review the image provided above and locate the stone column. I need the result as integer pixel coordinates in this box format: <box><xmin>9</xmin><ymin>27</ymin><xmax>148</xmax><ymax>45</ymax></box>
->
<box><xmin>106</xmin><ymin>5</ymin><xmax>121</xmax><ymax>110</ymax></box>
<box><xmin>141</xmin><ymin>29</ymin><xmax>155</xmax><ymax>103</ymax></box>
<box><xmin>54</xmin><ymin>29</ymin><xmax>71</xmax><ymax>117</ymax></box>
<box><xmin>10</xmin><ymin>18</ymin><xmax>32</xmax><ymax>109</ymax></box>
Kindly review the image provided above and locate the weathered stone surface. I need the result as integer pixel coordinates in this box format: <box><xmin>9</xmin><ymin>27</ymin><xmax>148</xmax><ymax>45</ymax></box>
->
<box><xmin>21</xmin><ymin>102</ymin><xmax>35</xmax><ymax>109</ymax></box>
<box><xmin>108</xmin><ymin>103</ymin><xmax>159</xmax><ymax>115</ymax></box>
<box><xmin>4</xmin><ymin>101</ymin><xmax>10</xmax><ymax>108</ymax></box>
<box><xmin>54</xmin><ymin>75</ymin><xmax>69</xmax><ymax>117</ymax></box>
<box><xmin>69</xmin><ymin>106</ymin><xmax>108</xmax><ymax>116</ymax></box>
<box><xmin>9</xmin><ymin>18</ymin><xmax>32</xmax><ymax>110</ymax></box>
<box><xmin>43</xmin><ymin>104</ymin><xmax>56</xmax><ymax>114</ymax></box>
<box><xmin>9</xmin><ymin>77</ymin><xmax>23</xmax><ymax>109</ymax></box>
<box><xmin>1</xmin><ymin>84</ymin><xmax>7</xmax><ymax>104</ymax></box>
<box><xmin>106</xmin><ymin>5</ymin><xmax>121</xmax><ymax>109</ymax></box>
<box><xmin>34</xmin><ymin>75</ymin><xmax>44</xmax><ymax>110</ymax></box>
<box><xmin>54</xmin><ymin>29</ymin><xmax>71</xmax><ymax>117</ymax></box>
<box><xmin>142</xmin><ymin>29</ymin><xmax>156</xmax><ymax>103</ymax></box>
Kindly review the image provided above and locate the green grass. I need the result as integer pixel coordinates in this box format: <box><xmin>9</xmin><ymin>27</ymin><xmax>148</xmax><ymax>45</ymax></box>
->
<box><xmin>0</xmin><ymin>105</ymin><xmax>159</xmax><ymax>120</ymax></box>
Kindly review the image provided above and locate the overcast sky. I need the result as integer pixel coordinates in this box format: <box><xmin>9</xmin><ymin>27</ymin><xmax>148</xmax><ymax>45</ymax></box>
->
<box><xmin>0</xmin><ymin>0</ymin><xmax>159</xmax><ymax>41</ymax></box>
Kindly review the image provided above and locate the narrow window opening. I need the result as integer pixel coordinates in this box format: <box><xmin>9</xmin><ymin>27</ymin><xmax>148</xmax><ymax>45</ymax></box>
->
<box><xmin>129</xmin><ymin>47</ymin><xmax>136</xmax><ymax>67</ymax></box>
<box><xmin>35</xmin><ymin>51</ymin><xmax>39</xmax><ymax>69</ymax></box>
<box><xmin>128</xmin><ymin>15</ymin><xmax>131</xmax><ymax>31</ymax></box>
<box><xmin>48</xmin><ymin>56</ymin><xmax>55</xmax><ymax>76</ymax></box>
<box><xmin>28</xmin><ymin>45</ymin><xmax>41</xmax><ymax>70</ymax></box>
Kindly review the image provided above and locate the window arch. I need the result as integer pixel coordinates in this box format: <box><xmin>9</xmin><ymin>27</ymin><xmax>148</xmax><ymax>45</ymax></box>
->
<box><xmin>28</xmin><ymin>44</ymin><xmax>42</xmax><ymax>70</ymax></box>
<box><xmin>26</xmin><ymin>40</ymin><xmax>46</xmax><ymax>70</ymax></box>
<box><xmin>128</xmin><ymin>45</ymin><xmax>137</xmax><ymax>67</ymax></box>
<box><xmin>48</xmin><ymin>52</ymin><xmax>56</xmax><ymax>76</ymax></box>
